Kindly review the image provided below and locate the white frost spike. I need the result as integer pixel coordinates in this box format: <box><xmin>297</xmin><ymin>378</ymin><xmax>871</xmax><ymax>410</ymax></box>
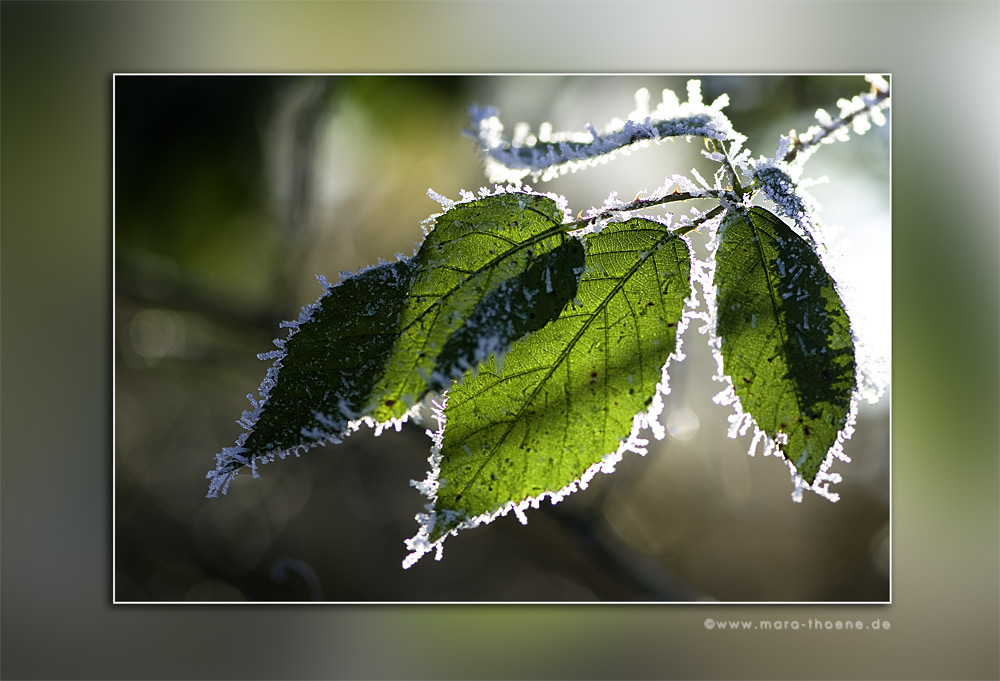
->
<box><xmin>403</xmin><ymin>231</ymin><xmax>698</xmax><ymax>568</ymax></box>
<box><xmin>686</xmin><ymin>79</ymin><xmax>703</xmax><ymax>108</ymax></box>
<box><xmin>629</xmin><ymin>87</ymin><xmax>651</xmax><ymax>120</ymax></box>
<box><xmin>870</xmin><ymin>107</ymin><xmax>886</xmax><ymax>128</ymax></box>
<box><xmin>774</xmin><ymin>135</ymin><xmax>792</xmax><ymax>163</ymax></box>
<box><xmin>689</xmin><ymin>167</ymin><xmax>713</xmax><ymax>192</ymax></box>
<box><xmin>426</xmin><ymin>188</ymin><xmax>456</xmax><ymax>211</ymax></box>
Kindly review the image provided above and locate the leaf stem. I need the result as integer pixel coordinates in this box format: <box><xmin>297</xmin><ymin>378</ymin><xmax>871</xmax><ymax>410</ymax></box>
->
<box><xmin>714</xmin><ymin>140</ymin><xmax>743</xmax><ymax>196</ymax></box>
<box><xmin>669</xmin><ymin>204</ymin><xmax>725</xmax><ymax>236</ymax></box>
<box><xmin>560</xmin><ymin>191</ymin><xmax>710</xmax><ymax>232</ymax></box>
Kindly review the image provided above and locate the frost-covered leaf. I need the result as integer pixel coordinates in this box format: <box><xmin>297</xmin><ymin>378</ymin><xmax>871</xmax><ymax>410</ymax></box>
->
<box><xmin>406</xmin><ymin>219</ymin><xmax>691</xmax><ymax>562</ymax></box>
<box><xmin>433</xmin><ymin>236</ymin><xmax>586</xmax><ymax>388</ymax></box>
<box><xmin>371</xmin><ymin>190</ymin><xmax>570</xmax><ymax>422</ymax></box>
<box><xmin>712</xmin><ymin>206</ymin><xmax>856</xmax><ymax>485</ymax></box>
<box><xmin>207</xmin><ymin>260</ymin><xmax>415</xmax><ymax>496</ymax></box>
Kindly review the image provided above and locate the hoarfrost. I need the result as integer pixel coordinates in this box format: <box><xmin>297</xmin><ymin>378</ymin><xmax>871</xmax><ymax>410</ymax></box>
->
<box><xmin>467</xmin><ymin>80</ymin><xmax>736</xmax><ymax>184</ymax></box>
<box><xmin>746</xmin><ymin>161</ymin><xmax>822</xmax><ymax>246</ymax></box>
<box><xmin>426</xmin><ymin>188</ymin><xmax>456</xmax><ymax>211</ymax></box>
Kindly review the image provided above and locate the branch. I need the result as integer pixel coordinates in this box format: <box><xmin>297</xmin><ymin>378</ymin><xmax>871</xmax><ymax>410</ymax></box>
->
<box><xmin>469</xmin><ymin>80</ymin><xmax>735</xmax><ymax>183</ymax></box>
<box><xmin>784</xmin><ymin>78</ymin><xmax>890</xmax><ymax>163</ymax></box>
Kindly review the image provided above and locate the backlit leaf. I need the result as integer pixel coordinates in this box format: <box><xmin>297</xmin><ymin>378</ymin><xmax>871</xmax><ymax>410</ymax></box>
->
<box><xmin>410</xmin><ymin>218</ymin><xmax>691</xmax><ymax>553</ymax></box>
<box><xmin>370</xmin><ymin>191</ymin><xmax>569</xmax><ymax>422</ymax></box>
<box><xmin>713</xmin><ymin>206</ymin><xmax>856</xmax><ymax>484</ymax></box>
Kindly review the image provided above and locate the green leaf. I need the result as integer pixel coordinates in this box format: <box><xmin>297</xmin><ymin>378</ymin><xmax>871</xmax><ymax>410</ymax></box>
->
<box><xmin>713</xmin><ymin>206</ymin><xmax>856</xmax><ymax>485</ymax></box>
<box><xmin>207</xmin><ymin>260</ymin><xmax>415</xmax><ymax>496</ymax></box>
<box><xmin>409</xmin><ymin>218</ymin><xmax>691</xmax><ymax>554</ymax></box>
<box><xmin>370</xmin><ymin>191</ymin><xmax>568</xmax><ymax>421</ymax></box>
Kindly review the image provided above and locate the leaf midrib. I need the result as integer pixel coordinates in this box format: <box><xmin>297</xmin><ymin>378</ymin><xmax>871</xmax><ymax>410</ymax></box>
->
<box><xmin>745</xmin><ymin>209</ymin><xmax>806</xmax><ymax>446</ymax></box>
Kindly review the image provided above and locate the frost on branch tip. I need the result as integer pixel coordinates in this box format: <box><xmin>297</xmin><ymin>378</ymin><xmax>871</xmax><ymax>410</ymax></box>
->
<box><xmin>781</xmin><ymin>74</ymin><xmax>890</xmax><ymax>167</ymax></box>
<box><xmin>744</xmin><ymin>160</ymin><xmax>824</xmax><ymax>247</ymax></box>
<box><xmin>468</xmin><ymin>80</ymin><xmax>738</xmax><ymax>184</ymax></box>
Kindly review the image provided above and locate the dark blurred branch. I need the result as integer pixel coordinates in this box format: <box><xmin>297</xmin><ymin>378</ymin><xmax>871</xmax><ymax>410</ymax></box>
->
<box><xmin>546</xmin><ymin>503</ymin><xmax>705</xmax><ymax>601</ymax></box>
<box><xmin>279</xmin><ymin>78</ymin><xmax>339</xmax><ymax>239</ymax></box>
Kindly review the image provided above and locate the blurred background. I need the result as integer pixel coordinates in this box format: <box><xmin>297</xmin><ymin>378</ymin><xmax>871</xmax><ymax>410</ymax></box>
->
<box><xmin>114</xmin><ymin>75</ymin><xmax>890</xmax><ymax>602</ymax></box>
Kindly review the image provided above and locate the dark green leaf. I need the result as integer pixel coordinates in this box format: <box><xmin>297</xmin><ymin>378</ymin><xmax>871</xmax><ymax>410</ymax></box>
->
<box><xmin>207</xmin><ymin>259</ymin><xmax>415</xmax><ymax>495</ymax></box>
<box><xmin>713</xmin><ymin>206</ymin><xmax>856</xmax><ymax>484</ymax></box>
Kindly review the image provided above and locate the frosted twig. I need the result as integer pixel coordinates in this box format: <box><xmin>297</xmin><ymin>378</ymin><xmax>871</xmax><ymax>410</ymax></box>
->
<box><xmin>670</xmin><ymin>204</ymin><xmax>725</xmax><ymax>237</ymax></box>
<box><xmin>784</xmin><ymin>81</ymin><xmax>890</xmax><ymax>163</ymax></box>
<box><xmin>470</xmin><ymin>81</ymin><xmax>735</xmax><ymax>183</ymax></box>
<box><xmin>712</xmin><ymin>140</ymin><xmax>745</xmax><ymax>196</ymax></box>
